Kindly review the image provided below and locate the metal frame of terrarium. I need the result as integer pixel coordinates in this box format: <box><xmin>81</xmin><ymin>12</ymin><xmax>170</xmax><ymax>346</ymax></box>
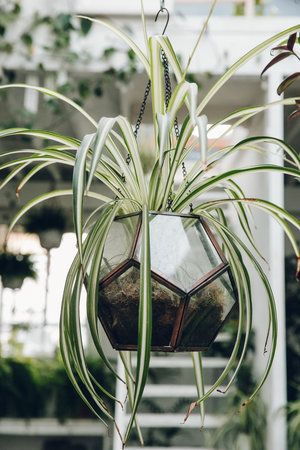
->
<box><xmin>97</xmin><ymin>211</ymin><xmax>238</xmax><ymax>352</ymax></box>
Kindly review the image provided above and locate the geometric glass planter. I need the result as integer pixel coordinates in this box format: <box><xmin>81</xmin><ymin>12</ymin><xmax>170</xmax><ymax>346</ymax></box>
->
<box><xmin>98</xmin><ymin>212</ymin><xmax>237</xmax><ymax>352</ymax></box>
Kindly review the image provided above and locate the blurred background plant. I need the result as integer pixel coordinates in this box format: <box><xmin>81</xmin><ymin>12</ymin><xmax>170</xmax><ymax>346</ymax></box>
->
<box><xmin>212</xmin><ymin>363</ymin><xmax>266</xmax><ymax>450</ymax></box>
<box><xmin>286</xmin><ymin>398</ymin><xmax>300</xmax><ymax>450</ymax></box>
<box><xmin>0</xmin><ymin>1</ymin><xmax>140</xmax><ymax>117</ymax></box>
<box><xmin>0</xmin><ymin>353</ymin><xmax>114</xmax><ymax>420</ymax></box>
<box><xmin>285</xmin><ymin>254</ymin><xmax>300</xmax><ymax>450</ymax></box>
<box><xmin>0</xmin><ymin>251</ymin><xmax>37</xmax><ymax>289</ymax></box>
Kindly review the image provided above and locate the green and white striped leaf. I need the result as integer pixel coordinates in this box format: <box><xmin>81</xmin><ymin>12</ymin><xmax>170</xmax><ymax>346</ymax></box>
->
<box><xmin>125</xmin><ymin>205</ymin><xmax>152</xmax><ymax>442</ymax></box>
<box><xmin>191</xmin><ymin>352</ymin><xmax>205</xmax><ymax>428</ymax></box>
<box><xmin>73</xmin><ymin>133</ymin><xmax>95</xmax><ymax>261</ymax></box>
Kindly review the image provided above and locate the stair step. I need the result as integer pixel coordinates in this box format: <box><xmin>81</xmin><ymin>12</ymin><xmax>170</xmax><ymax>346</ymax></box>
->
<box><xmin>124</xmin><ymin>413</ymin><xmax>225</xmax><ymax>428</ymax></box>
<box><xmin>127</xmin><ymin>447</ymin><xmax>214</xmax><ymax>450</ymax></box>
<box><xmin>143</xmin><ymin>384</ymin><xmax>227</xmax><ymax>398</ymax></box>
<box><xmin>132</xmin><ymin>356</ymin><xmax>228</xmax><ymax>369</ymax></box>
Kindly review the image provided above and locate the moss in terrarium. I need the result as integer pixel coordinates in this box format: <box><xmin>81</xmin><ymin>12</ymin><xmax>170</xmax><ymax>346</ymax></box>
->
<box><xmin>99</xmin><ymin>266</ymin><xmax>235</xmax><ymax>350</ymax></box>
<box><xmin>180</xmin><ymin>274</ymin><xmax>234</xmax><ymax>347</ymax></box>
<box><xmin>99</xmin><ymin>266</ymin><xmax>181</xmax><ymax>347</ymax></box>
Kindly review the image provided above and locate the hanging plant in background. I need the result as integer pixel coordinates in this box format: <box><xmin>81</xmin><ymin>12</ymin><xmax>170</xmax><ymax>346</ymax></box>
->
<box><xmin>0</xmin><ymin>251</ymin><xmax>36</xmax><ymax>290</ymax></box>
<box><xmin>0</xmin><ymin>0</ymin><xmax>300</xmax><ymax>445</ymax></box>
<box><xmin>24</xmin><ymin>205</ymin><xmax>67</xmax><ymax>250</ymax></box>
<box><xmin>23</xmin><ymin>204</ymin><xmax>68</xmax><ymax>325</ymax></box>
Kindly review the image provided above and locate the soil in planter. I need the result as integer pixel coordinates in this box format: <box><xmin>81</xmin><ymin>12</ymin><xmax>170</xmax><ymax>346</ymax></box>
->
<box><xmin>98</xmin><ymin>266</ymin><xmax>181</xmax><ymax>348</ymax></box>
<box><xmin>180</xmin><ymin>273</ymin><xmax>235</xmax><ymax>348</ymax></box>
<box><xmin>99</xmin><ymin>268</ymin><xmax>235</xmax><ymax>350</ymax></box>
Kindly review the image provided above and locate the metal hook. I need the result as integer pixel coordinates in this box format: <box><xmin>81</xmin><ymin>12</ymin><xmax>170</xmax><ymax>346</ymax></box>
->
<box><xmin>155</xmin><ymin>6</ymin><xmax>169</xmax><ymax>35</ymax></box>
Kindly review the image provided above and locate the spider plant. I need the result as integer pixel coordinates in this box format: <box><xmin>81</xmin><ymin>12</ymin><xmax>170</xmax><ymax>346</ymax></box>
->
<box><xmin>0</xmin><ymin>1</ymin><xmax>300</xmax><ymax>444</ymax></box>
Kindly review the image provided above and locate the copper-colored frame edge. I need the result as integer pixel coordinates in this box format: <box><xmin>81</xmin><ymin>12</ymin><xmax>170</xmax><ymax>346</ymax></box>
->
<box><xmin>98</xmin><ymin>259</ymin><xmax>133</xmax><ymax>350</ymax></box>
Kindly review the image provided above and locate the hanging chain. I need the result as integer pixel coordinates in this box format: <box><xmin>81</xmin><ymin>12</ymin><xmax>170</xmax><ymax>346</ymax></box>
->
<box><xmin>124</xmin><ymin>80</ymin><xmax>152</xmax><ymax>167</ymax></box>
<box><xmin>124</xmin><ymin>4</ymin><xmax>190</xmax><ymax>211</ymax></box>
<box><xmin>161</xmin><ymin>49</ymin><xmax>180</xmax><ymax>138</ymax></box>
<box><xmin>161</xmin><ymin>49</ymin><xmax>188</xmax><ymax>212</ymax></box>
<box><xmin>133</xmin><ymin>79</ymin><xmax>152</xmax><ymax>139</ymax></box>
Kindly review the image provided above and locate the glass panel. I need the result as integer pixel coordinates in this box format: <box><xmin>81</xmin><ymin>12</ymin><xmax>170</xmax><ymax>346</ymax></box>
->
<box><xmin>99</xmin><ymin>214</ymin><xmax>139</xmax><ymax>280</ymax></box>
<box><xmin>136</xmin><ymin>214</ymin><xmax>222</xmax><ymax>293</ymax></box>
<box><xmin>180</xmin><ymin>271</ymin><xmax>236</xmax><ymax>348</ymax></box>
<box><xmin>98</xmin><ymin>266</ymin><xmax>181</xmax><ymax>348</ymax></box>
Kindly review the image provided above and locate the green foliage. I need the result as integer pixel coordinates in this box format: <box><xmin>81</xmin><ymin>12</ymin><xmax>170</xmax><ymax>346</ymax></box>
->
<box><xmin>287</xmin><ymin>399</ymin><xmax>300</xmax><ymax>450</ymax></box>
<box><xmin>286</xmin><ymin>254</ymin><xmax>300</xmax><ymax>401</ymax></box>
<box><xmin>0</xmin><ymin>4</ymin><xmax>140</xmax><ymax>116</ymax></box>
<box><xmin>213</xmin><ymin>365</ymin><xmax>266</xmax><ymax>450</ymax></box>
<box><xmin>234</xmin><ymin>0</ymin><xmax>264</xmax><ymax>16</ymax></box>
<box><xmin>80</xmin><ymin>17</ymin><xmax>92</xmax><ymax>36</ymax></box>
<box><xmin>0</xmin><ymin>1</ymin><xmax>21</xmax><ymax>36</ymax></box>
<box><xmin>0</xmin><ymin>252</ymin><xmax>36</xmax><ymax>279</ymax></box>
<box><xmin>0</xmin><ymin>356</ymin><xmax>114</xmax><ymax>420</ymax></box>
<box><xmin>24</xmin><ymin>205</ymin><xmax>67</xmax><ymax>234</ymax></box>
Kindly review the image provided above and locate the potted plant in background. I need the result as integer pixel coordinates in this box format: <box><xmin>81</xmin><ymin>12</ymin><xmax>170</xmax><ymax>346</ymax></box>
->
<box><xmin>285</xmin><ymin>255</ymin><xmax>300</xmax><ymax>450</ymax></box>
<box><xmin>23</xmin><ymin>204</ymin><xmax>68</xmax><ymax>325</ymax></box>
<box><xmin>0</xmin><ymin>0</ymin><xmax>299</xmax><ymax>444</ymax></box>
<box><xmin>0</xmin><ymin>251</ymin><xmax>36</xmax><ymax>290</ymax></box>
<box><xmin>286</xmin><ymin>398</ymin><xmax>300</xmax><ymax>450</ymax></box>
<box><xmin>24</xmin><ymin>205</ymin><xmax>67</xmax><ymax>251</ymax></box>
<box><xmin>213</xmin><ymin>364</ymin><xmax>266</xmax><ymax>450</ymax></box>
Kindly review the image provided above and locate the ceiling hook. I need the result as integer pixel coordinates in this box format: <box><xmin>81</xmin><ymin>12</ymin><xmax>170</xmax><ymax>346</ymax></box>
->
<box><xmin>155</xmin><ymin>6</ymin><xmax>170</xmax><ymax>35</ymax></box>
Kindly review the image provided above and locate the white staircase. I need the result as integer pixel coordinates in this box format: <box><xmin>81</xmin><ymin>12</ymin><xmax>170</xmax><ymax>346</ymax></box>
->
<box><xmin>113</xmin><ymin>335</ymin><xmax>230</xmax><ymax>450</ymax></box>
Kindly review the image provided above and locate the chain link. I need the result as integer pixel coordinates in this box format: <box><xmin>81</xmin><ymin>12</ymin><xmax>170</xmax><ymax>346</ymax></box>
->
<box><xmin>125</xmin><ymin>79</ymin><xmax>152</xmax><ymax>165</ymax></box>
<box><xmin>133</xmin><ymin>79</ymin><xmax>151</xmax><ymax>139</ymax></box>
<box><xmin>182</xmin><ymin>161</ymin><xmax>187</xmax><ymax>178</ymax></box>
<box><xmin>161</xmin><ymin>50</ymin><xmax>172</xmax><ymax>109</ymax></box>
<box><xmin>161</xmin><ymin>48</ymin><xmax>187</xmax><ymax>191</ymax></box>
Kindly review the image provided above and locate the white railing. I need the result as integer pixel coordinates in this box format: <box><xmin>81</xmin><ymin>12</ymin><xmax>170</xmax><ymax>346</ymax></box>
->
<box><xmin>175</xmin><ymin>0</ymin><xmax>255</xmax><ymax>16</ymax></box>
<box><xmin>74</xmin><ymin>0</ymin><xmax>174</xmax><ymax>15</ymax></box>
<box><xmin>74</xmin><ymin>0</ymin><xmax>256</xmax><ymax>16</ymax></box>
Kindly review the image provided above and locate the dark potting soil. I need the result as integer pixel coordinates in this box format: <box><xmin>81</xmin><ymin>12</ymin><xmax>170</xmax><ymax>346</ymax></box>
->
<box><xmin>180</xmin><ymin>280</ymin><xmax>226</xmax><ymax>347</ymax></box>
<box><xmin>98</xmin><ymin>267</ymin><xmax>228</xmax><ymax>349</ymax></box>
<box><xmin>99</xmin><ymin>267</ymin><xmax>180</xmax><ymax>347</ymax></box>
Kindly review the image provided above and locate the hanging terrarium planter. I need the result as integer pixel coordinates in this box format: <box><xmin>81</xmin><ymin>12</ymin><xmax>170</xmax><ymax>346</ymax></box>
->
<box><xmin>98</xmin><ymin>211</ymin><xmax>237</xmax><ymax>351</ymax></box>
<box><xmin>24</xmin><ymin>205</ymin><xmax>67</xmax><ymax>250</ymax></box>
<box><xmin>0</xmin><ymin>252</ymin><xmax>37</xmax><ymax>290</ymax></box>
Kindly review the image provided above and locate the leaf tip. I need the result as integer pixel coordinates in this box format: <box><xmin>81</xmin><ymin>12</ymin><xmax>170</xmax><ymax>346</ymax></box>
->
<box><xmin>184</xmin><ymin>401</ymin><xmax>197</xmax><ymax>423</ymax></box>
